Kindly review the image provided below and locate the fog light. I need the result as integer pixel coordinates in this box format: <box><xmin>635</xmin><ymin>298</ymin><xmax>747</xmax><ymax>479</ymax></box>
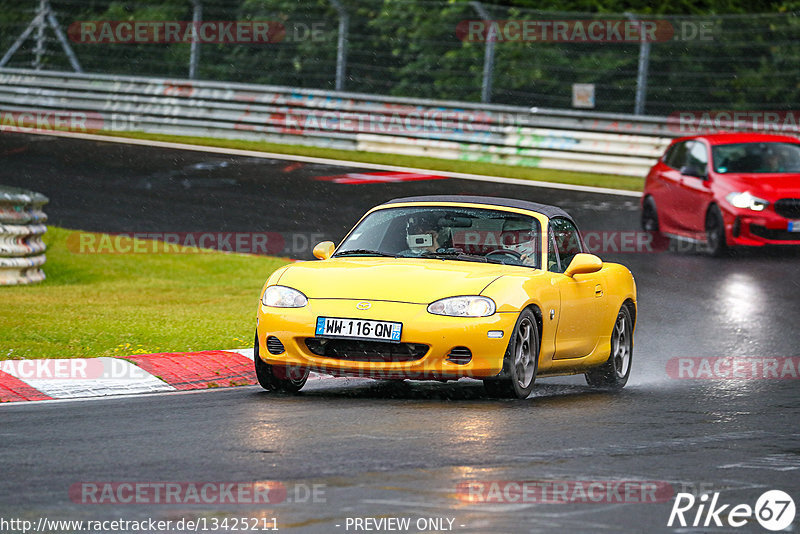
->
<box><xmin>487</xmin><ymin>330</ymin><xmax>504</xmax><ymax>338</ymax></box>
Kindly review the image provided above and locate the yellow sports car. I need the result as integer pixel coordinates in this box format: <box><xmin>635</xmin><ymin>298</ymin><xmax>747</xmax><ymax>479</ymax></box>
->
<box><xmin>254</xmin><ymin>195</ymin><xmax>637</xmax><ymax>398</ymax></box>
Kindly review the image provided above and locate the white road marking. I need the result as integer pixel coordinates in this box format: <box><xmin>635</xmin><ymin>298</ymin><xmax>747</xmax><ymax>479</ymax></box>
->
<box><xmin>718</xmin><ymin>453</ymin><xmax>800</xmax><ymax>472</ymax></box>
<box><xmin>2</xmin><ymin>358</ymin><xmax>174</xmax><ymax>398</ymax></box>
<box><xmin>0</xmin><ymin>383</ymin><xmax>259</xmax><ymax>407</ymax></box>
<box><xmin>361</xmin><ymin>498</ymin><xmax>534</xmax><ymax>512</ymax></box>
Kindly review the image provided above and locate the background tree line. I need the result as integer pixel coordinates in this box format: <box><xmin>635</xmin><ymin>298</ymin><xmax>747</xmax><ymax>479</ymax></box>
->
<box><xmin>1</xmin><ymin>0</ymin><xmax>798</xmax><ymax>114</ymax></box>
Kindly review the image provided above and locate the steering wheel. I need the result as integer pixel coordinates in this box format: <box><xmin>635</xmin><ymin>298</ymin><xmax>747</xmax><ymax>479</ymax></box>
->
<box><xmin>485</xmin><ymin>249</ymin><xmax>523</xmax><ymax>261</ymax></box>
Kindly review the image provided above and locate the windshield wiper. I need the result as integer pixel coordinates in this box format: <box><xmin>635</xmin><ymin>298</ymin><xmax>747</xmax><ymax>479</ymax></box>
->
<box><xmin>417</xmin><ymin>251</ymin><xmax>504</xmax><ymax>264</ymax></box>
<box><xmin>334</xmin><ymin>249</ymin><xmax>397</xmax><ymax>258</ymax></box>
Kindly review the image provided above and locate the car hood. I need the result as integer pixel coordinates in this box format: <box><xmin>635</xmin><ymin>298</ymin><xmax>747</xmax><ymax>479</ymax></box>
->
<box><xmin>276</xmin><ymin>257</ymin><xmax>515</xmax><ymax>303</ymax></box>
<box><xmin>720</xmin><ymin>172</ymin><xmax>800</xmax><ymax>198</ymax></box>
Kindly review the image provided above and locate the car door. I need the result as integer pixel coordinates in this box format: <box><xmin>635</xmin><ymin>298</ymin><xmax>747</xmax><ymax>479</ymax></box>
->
<box><xmin>673</xmin><ymin>140</ymin><xmax>714</xmax><ymax>235</ymax></box>
<box><xmin>549</xmin><ymin>218</ymin><xmax>607</xmax><ymax>360</ymax></box>
<box><xmin>656</xmin><ymin>141</ymin><xmax>689</xmax><ymax>233</ymax></box>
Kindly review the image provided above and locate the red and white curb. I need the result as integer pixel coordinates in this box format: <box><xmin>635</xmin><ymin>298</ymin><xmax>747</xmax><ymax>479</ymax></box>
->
<box><xmin>0</xmin><ymin>349</ymin><xmax>261</xmax><ymax>403</ymax></box>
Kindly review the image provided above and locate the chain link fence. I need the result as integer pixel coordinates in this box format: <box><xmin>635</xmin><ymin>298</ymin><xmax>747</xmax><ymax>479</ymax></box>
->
<box><xmin>1</xmin><ymin>0</ymin><xmax>798</xmax><ymax>115</ymax></box>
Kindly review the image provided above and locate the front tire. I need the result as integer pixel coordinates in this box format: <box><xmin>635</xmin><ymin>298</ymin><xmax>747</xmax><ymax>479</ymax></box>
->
<box><xmin>705</xmin><ymin>205</ymin><xmax>728</xmax><ymax>257</ymax></box>
<box><xmin>483</xmin><ymin>309</ymin><xmax>539</xmax><ymax>399</ymax></box>
<box><xmin>585</xmin><ymin>305</ymin><xmax>633</xmax><ymax>389</ymax></box>
<box><xmin>641</xmin><ymin>196</ymin><xmax>660</xmax><ymax>232</ymax></box>
<box><xmin>254</xmin><ymin>333</ymin><xmax>309</xmax><ymax>393</ymax></box>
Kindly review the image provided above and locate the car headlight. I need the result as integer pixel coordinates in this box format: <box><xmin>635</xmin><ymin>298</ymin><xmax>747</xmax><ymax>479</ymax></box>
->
<box><xmin>725</xmin><ymin>192</ymin><xmax>769</xmax><ymax>212</ymax></box>
<box><xmin>261</xmin><ymin>285</ymin><xmax>308</xmax><ymax>308</ymax></box>
<box><xmin>427</xmin><ymin>296</ymin><xmax>496</xmax><ymax>317</ymax></box>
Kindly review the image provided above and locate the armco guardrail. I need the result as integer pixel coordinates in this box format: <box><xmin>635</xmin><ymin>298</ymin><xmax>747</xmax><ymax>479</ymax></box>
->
<box><xmin>0</xmin><ymin>68</ymin><xmax>680</xmax><ymax>177</ymax></box>
<box><xmin>0</xmin><ymin>186</ymin><xmax>48</xmax><ymax>286</ymax></box>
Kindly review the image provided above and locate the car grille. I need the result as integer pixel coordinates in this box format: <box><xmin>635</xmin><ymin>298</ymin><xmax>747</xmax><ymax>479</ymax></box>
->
<box><xmin>304</xmin><ymin>338</ymin><xmax>428</xmax><ymax>362</ymax></box>
<box><xmin>749</xmin><ymin>224</ymin><xmax>800</xmax><ymax>242</ymax></box>
<box><xmin>266</xmin><ymin>336</ymin><xmax>285</xmax><ymax>354</ymax></box>
<box><xmin>774</xmin><ymin>198</ymin><xmax>800</xmax><ymax>219</ymax></box>
<box><xmin>446</xmin><ymin>346</ymin><xmax>473</xmax><ymax>365</ymax></box>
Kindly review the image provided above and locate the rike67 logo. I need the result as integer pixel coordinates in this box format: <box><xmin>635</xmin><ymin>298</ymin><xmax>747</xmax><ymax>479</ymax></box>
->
<box><xmin>668</xmin><ymin>490</ymin><xmax>795</xmax><ymax>531</ymax></box>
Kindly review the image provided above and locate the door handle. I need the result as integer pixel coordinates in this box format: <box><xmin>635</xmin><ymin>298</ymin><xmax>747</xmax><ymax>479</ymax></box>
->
<box><xmin>595</xmin><ymin>284</ymin><xmax>603</xmax><ymax>297</ymax></box>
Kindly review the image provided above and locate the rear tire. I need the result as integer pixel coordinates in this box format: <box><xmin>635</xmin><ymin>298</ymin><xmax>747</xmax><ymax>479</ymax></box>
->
<box><xmin>705</xmin><ymin>205</ymin><xmax>728</xmax><ymax>257</ymax></box>
<box><xmin>585</xmin><ymin>305</ymin><xmax>633</xmax><ymax>389</ymax></box>
<box><xmin>254</xmin><ymin>333</ymin><xmax>308</xmax><ymax>393</ymax></box>
<box><xmin>483</xmin><ymin>310</ymin><xmax>539</xmax><ymax>399</ymax></box>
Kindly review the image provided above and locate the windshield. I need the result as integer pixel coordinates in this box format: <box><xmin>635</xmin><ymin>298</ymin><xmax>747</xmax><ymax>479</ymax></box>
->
<box><xmin>712</xmin><ymin>142</ymin><xmax>800</xmax><ymax>174</ymax></box>
<box><xmin>335</xmin><ymin>206</ymin><xmax>542</xmax><ymax>269</ymax></box>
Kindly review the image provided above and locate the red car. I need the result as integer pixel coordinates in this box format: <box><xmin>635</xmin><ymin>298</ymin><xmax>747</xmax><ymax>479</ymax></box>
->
<box><xmin>642</xmin><ymin>132</ymin><xmax>800</xmax><ymax>255</ymax></box>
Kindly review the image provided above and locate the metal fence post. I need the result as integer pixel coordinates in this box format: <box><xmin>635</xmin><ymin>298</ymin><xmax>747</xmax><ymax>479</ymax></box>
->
<box><xmin>189</xmin><ymin>0</ymin><xmax>202</xmax><ymax>79</ymax></box>
<box><xmin>329</xmin><ymin>0</ymin><xmax>349</xmax><ymax>91</ymax></box>
<box><xmin>627</xmin><ymin>12</ymin><xmax>650</xmax><ymax>115</ymax></box>
<box><xmin>46</xmin><ymin>8</ymin><xmax>82</xmax><ymax>72</ymax></box>
<box><xmin>470</xmin><ymin>1</ymin><xmax>495</xmax><ymax>104</ymax></box>
<box><xmin>1</xmin><ymin>0</ymin><xmax>82</xmax><ymax>72</ymax></box>
<box><xmin>34</xmin><ymin>0</ymin><xmax>47</xmax><ymax>69</ymax></box>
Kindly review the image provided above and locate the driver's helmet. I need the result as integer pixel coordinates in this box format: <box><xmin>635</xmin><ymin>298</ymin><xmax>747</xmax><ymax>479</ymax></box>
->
<box><xmin>406</xmin><ymin>213</ymin><xmax>441</xmax><ymax>254</ymax></box>
<box><xmin>500</xmin><ymin>219</ymin><xmax>537</xmax><ymax>256</ymax></box>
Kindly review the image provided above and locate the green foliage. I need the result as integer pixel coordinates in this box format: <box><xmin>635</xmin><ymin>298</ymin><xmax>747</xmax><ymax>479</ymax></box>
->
<box><xmin>0</xmin><ymin>0</ymin><xmax>797</xmax><ymax>112</ymax></box>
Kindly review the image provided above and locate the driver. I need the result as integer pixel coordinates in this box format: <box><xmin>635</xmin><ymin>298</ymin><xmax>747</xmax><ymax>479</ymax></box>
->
<box><xmin>761</xmin><ymin>148</ymin><xmax>786</xmax><ymax>172</ymax></box>
<box><xmin>404</xmin><ymin>213</ymin><xmax>442</xmax><ymax>255</ymax></box>
<box><xmin>499</xmin><ymin>220</ymin><xmax>538</xmax><ymax>266</ymax></box>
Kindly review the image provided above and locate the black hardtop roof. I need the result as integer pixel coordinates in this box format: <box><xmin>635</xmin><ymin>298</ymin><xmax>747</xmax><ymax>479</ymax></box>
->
<box><xmin>382</xmin><ymin>195</ymin><xmax>574</xmax><ymax>222</ymax></box>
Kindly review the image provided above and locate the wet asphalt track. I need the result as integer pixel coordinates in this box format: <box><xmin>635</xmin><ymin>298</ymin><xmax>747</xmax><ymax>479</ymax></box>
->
<box><xmin>1</xmin><ymin>132</ymin><xmax>799</xmax><ymax>533</ymax></box>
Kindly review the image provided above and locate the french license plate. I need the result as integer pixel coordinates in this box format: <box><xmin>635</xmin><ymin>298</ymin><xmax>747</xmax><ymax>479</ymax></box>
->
<box><xmin>789</xmin><ymin>221</ymin><xmax>800</xmax><ymax>232</ymax></box>
<box><xmin>315</xmin><ymin>317</ymin><xmax>402</xmax><ymax>342</ymax></box>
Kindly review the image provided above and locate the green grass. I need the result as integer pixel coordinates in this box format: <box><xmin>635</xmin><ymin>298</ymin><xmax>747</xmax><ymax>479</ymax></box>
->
<box><xmin>104</xmin><ymin>131</ymin><xmax>645</xmax><ymax>192</ymax></box>
<box><xmin>0</xmin><ymin>227</ymin><xmax>289</xmax><ymax>360</ymax></box>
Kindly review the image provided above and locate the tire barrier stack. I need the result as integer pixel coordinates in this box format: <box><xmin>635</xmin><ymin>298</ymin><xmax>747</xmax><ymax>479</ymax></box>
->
<box><xmin>0</xmin><ymin>186</ymin><xmax>48</xmax><ymax>285</ymax></box>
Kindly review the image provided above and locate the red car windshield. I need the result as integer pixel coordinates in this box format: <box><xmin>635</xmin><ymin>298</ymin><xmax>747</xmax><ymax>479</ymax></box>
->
<box><xmin>712</xmin><ymin>142</ymin><xmax>800</xmax><ymax>174</ymax></box>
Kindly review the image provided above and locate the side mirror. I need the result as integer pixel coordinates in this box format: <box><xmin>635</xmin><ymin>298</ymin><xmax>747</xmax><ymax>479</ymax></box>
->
<box><xmin>680</xmin><ymin>165</ymin><xmax>707</xmax><ymax>179</ymax></box>
<box><xmin>564</xmin><ymin>253</ymin><xmax>603</xmax><ymax>277</ymax></box>
<box><xmin>312</xmin><ymin>241</ymin><xmax>335</xmax><ymax>260</ymax></box>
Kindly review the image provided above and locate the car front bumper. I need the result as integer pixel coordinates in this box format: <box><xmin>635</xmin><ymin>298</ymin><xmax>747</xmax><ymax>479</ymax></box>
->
<box><xmin>721</xmin><ymin>207</ymin><xmax>800</xmax><ymax>246</ymax></box>
<box><xmin>256</xmin><ymin>298</ymin><xmax>519</xmax><ymax>380</ymax></box>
